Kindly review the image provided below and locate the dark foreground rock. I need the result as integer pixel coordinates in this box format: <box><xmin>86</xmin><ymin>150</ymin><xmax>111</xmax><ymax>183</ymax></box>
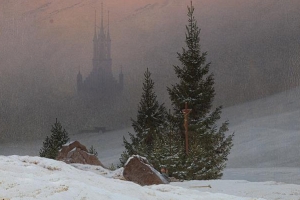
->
<box><xmin>56</xmin><ymin>141</ymin><xmax>104</xmax><ymax>167</ymax></box>
<box><xmin>123</xmin><ymin>155</ymin><xmax>169</xmax><ymax>186</ymax></box>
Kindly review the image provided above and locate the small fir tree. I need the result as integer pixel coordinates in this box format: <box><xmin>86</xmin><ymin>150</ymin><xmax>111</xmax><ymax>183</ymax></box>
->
<box><xmin>167</xmin><ymin>2</ymin><xmax>234</xmax><ymax>180</ymax></box>
<box><xmin>39</xmin><ymin>118</ymin><xmax>70</xmax><ymax>159</ymax></box>
<box><xmin>120</xmin><ymin>68</ymin><xmax>167</xmax><ymax>165</ymax></box>
<box><xmin>88</xmin><ymin>145</ymin><xmax>98</xmax><ymax>156</ymax></box>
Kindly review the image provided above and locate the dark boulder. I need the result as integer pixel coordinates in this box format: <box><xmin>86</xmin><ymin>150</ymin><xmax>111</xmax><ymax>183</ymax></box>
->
<box><xmin>56</xmin><ymin>141</ymin><xmax>104</xmax><ymax>167</ymax></box>
<box><xmin>123</xmin><ymin>155</ymin><xmax>169</xmax><ymax>186</ymax></box>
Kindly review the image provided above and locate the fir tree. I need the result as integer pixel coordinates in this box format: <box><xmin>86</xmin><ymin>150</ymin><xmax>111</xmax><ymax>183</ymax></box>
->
<box><xmin>168</xmin><ymin>2</ymin><xmax>214</xmax><ymax>125</ymax></box>
<box><xmin>147</xmin><ymin>131</ymin><xmax>185</xmax><ymax>177</ymax></box>
<box><xmin>120</xmin><ymin>68</ymin><xmax>167</xmax><ymax>165</ymax></box>
<box><xmin>88</xmin><ymin>145</ymin><xmax>98</xmax><ymax>157</ymax></box>
<box><xmin>39</xmin><ymin>118</ymin><xmax>70</xmax><ymax>159</ymax></box>
<box><xmin>167</xmin><ymin>2</ymin><xmax>234</xmax><ymax>180</ymax></box>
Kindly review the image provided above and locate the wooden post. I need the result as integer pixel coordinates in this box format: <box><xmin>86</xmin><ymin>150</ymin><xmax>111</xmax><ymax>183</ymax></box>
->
<box><xmin>182</xmin><ymin>102</ymin><xmax>192</xmax><ymax>155</ymax></box>
<box><xmin>169</xmin><ymin>109</ymin><xmax>172</xmax><ymax>156</ymax></box>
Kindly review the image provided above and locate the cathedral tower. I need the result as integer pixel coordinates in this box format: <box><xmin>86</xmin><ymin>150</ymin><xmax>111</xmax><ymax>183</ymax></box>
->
<box><xmin>77</xmin><ymin>4</ymin><xmax>124</xmax><ymax>100</ymax></box>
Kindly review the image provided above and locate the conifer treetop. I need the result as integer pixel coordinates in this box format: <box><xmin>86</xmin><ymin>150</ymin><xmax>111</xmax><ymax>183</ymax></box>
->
<box><xmin>168</xmin><ymin>1</ymin><xmax>215</xmax><ymax>122</ymax></box>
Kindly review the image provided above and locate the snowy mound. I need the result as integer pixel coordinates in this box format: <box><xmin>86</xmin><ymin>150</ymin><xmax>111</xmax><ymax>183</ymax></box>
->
<box><xmin>1</xmin><ymin>156</ymin><xmax>300</xmax><ymax>199</ymax></box>
<box><xmin>0</xmin><ymin>155</ymin><xmax>267</xmax><ymax>200</ymax></box>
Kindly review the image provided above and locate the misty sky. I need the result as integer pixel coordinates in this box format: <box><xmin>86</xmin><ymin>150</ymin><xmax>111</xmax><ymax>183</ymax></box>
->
<box><xmin>1</xmin><ymin>0</ymin><xmax>300</xmax><ymax>140</ymax></box>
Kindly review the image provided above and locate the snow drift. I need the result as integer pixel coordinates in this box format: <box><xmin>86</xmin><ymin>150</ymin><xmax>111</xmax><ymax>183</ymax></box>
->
<box><xmin>2</xmin><ymin>155</ymin><xmax>300</xmax><ymax>199</ymax></box>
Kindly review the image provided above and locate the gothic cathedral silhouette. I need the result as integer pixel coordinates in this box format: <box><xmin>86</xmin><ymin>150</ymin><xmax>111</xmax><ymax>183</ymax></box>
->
<box><xmin>77</xmin><ymin>3</ymin><xmax>123</xmax><ymax>101</ymax></box>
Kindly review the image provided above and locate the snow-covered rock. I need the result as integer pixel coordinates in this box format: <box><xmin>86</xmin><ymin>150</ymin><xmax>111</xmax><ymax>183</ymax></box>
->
<box><xmin>57</xmin><ymin>140</ymin><xmax>104</xmax><ymax>167</ymax></box>
<box><xmin>123</xmin><ymin>155</ymin><xmax>169</xmax><ymax>186</ymax></box>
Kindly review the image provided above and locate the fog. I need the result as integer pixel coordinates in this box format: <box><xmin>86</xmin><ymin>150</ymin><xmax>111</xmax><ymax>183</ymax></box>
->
<box><xmin>0</xmin><ymin>0</ymin><xmax>300</xmax><ymax>141</ymax></box>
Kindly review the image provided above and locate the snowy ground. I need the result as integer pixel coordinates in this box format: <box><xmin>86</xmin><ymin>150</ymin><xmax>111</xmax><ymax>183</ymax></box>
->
<box><xmin>2</xmin><ymin>155</ymin><xmax>300</xmax><ymax>200</ymax></box>
<box><xmin>223</xmin><ymin>168</ymin><xmax>300</xmax><ymax>185</ymax></box>
<box><xmin>1</xmin><ymin>86</ymin><xmax>300</xmax><ymax>199</ymax></box>
<box><xmin>222</xmin><ymin>86</ymin><xmax>300</xmax><ymax>169</ymax></box>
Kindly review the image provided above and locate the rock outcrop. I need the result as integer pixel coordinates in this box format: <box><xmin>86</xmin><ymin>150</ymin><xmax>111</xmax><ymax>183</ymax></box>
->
<box><xmin>123</xmin><ymin>155</ymin><xmax>169</xmax><ymax>186</ymax></box>
<box><xmin>56</xmin><ymin>141</ymin><xmax>104</xmax><ymax>167</ymax></box>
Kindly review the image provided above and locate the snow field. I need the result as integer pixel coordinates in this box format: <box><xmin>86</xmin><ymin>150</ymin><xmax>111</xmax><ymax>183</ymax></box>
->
<box><xmin>0</xmin><ymin>156</ymin><xmax>268</xmax><ymax>200</ymax></box>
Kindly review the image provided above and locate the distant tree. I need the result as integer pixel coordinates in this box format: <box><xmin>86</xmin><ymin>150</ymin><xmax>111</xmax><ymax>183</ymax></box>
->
<box><xmin>167</xmin><ymin>2</ymin><xmax>234</xmax><ymax>180</ymax></box>
<box><xmin>120</xmin><ymin>68</ymin><xmax>167</xmax><ymax>165</ymax></box>
<box><xmin>88</xmin><ymin>145</ymin><xmax>98</xmax><ymax>157</ymax></box>
<box><xmin>39</xmin><ymin>118</ymin><xmax>70</xmax><ymax>159</ymax></box>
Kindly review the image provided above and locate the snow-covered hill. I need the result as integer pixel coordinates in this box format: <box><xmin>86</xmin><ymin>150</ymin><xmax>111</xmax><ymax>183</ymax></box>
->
<box><xmin>222</xmin><ymin>85</ymin><xmax>300</xmax><ymax>168</ymax></box>
<box><xmin>0</xmin><ymin>85</ymin><xmax>300</xmax><ymax>188</ymax></box>
<box><xmin>2</xmin><ymin>155</ymin><xmax>300</xmax><ymax>200</ymax></box>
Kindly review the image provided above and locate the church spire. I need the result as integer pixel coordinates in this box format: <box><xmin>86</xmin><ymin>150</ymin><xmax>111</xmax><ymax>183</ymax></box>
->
<box><xmin>100</xmin><ymin>2</ymin><xmax>104</xmax><ymax>33</ymax></box>
<box><xmin>107</xmin><ymin>10</ymin><xmax>111</xmax><ymax>59</ymax></box>
<box><xmin>93</xmin><ymin>10</ymin><xmax>97</xmax><ymax>40</ymax></box>
<box><xmin>93</xmin><ymin>10</ymin><xmax>98</xmax><ymax>63</ymax></box>
<box><xmin>98</xmin><ymin>2</ymin><xmax>106</xmax><ymax>60</ymax></box>
<box><xmin>107</xmin><ymin>11</ymin><xmax>110</xmax><ymax>40</ymax></box>
<box><xmin>76</xmin><ymin>6</ymin><xmax>124</xmax><ymax>99</ymax></box>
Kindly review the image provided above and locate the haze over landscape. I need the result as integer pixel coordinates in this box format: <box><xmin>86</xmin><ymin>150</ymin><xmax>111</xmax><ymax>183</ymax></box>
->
<box><xmin>1</xmin><ymin>85</ymin><xmax>300</xmax><ymax>199</ymax></box>
<box><xmin>1</xmin><ymin>1</ymin><xmax>300</xmax><ymax>199</ymax></box>
<box><xmin>1</xmin><ymin>0</ymin><xmax>300</xmax><ymax>140</ymax></box>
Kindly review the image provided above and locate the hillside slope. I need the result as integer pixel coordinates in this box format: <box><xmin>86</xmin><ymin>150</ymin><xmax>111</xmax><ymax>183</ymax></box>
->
<box><xmin>1</xmin><ymin>85</ymin><xmax>300</xmax><ymax>170</ymax></box>
<box><xmin>222</xmin><ymin>86</ymin><xmax>300</xmax><ymax>168</ymax></box>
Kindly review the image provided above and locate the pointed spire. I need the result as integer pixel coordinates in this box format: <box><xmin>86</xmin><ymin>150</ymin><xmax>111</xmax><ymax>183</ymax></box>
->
<box><xmin>107</xmin><ymin>10</ymin><xmax>110</xmax><ymax>40</ymax></box>
<box><xmin>94</xmin><ymin>10</ymin><xmax>97</xmax><ymax>33</ymax></box>
<box><xmin>99</xmin><ymin>2</ymin><xmax>105</xmax><ymax>40</ymax></box>
<box><xmin>106</xmin><ymin>10</ymin><xmax>111</xmax><ymax>59</ymax></box>
<box><xmin>93</xmin><ymin>10</ymin><xmax>97</xmax><ymax>40</ymax></box>
<box><xmin>97</xmin><ymin>2</ymin><xmax>106</xmax><ymax>60</ymax></box>
<box><xmin>93</xmin><ymin>11</ymin><xmax>98</xmax><ymax>60</ymax></box>
<box><xmin>101</xmin><ymin>2</ymin><xmax>104</xmax><ymax>31</ymax></box>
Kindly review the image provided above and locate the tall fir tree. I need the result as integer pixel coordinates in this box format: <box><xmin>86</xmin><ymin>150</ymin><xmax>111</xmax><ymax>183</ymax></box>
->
<box><xmin>120</xmin><ymin>68</ymin><xmax>167</xmax><ymax>165</ymax></box>
<box><xmin>167</xmin><ymin>2</ymin><xmax>234</xmax><ymax>180</ymax></box>
<box><xmin>39</xmin><ymin>118</ymin><xmax>70</xmax><ymax>159</ymax></box>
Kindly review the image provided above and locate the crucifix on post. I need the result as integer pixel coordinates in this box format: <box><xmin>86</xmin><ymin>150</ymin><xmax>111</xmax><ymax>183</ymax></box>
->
<box><xmin>182</xmin><ymin>102</ymin><xmax>192</xmax><ymax>155</ymax></box>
